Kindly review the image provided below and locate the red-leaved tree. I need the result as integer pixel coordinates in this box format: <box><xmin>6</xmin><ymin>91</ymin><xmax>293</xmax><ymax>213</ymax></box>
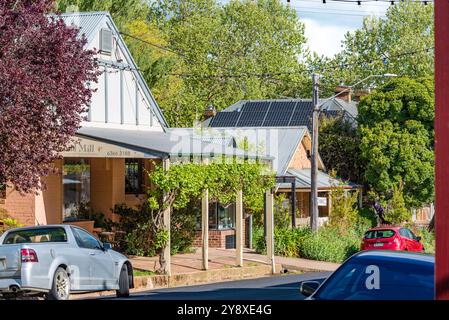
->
<box><xmin>0</xmin><ymin>0</ymin><xmax>99</xmax><ymax>193</ymax></box>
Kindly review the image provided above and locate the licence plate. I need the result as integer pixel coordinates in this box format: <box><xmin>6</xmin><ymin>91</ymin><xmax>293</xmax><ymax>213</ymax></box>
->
<box><xmin>374</xmin><ymin>242</ymin><xmax>384</xmax><ymax>247</ymax></box>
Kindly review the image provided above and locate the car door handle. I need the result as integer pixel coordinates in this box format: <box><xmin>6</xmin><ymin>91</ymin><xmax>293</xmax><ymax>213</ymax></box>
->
<box><xmin>89</xmin><ymin>252</ymin><xmax>96</xmax><ymax>256</ymax></box>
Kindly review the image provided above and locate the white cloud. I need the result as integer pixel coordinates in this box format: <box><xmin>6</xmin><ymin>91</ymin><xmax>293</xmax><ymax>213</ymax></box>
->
<box><xmin>302</xmin><ymin>18</ymin><xmax>357</xmax><ymax>57</ymax></box>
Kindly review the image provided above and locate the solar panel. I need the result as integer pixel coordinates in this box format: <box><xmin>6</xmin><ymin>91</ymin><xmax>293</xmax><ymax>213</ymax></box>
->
<box><xmin>288</xmin><ymin>101</ymin><xmax>314</xmax><ymax>129</ymax></box>
<box><xmin>210</xmin><ymin>111</ymin><xmax>240</xmax><ymax>127</ymax></box>
<box><xmin>236</xmin><ymin>101</ymin><xmax>269</xmax><ymax>126</ymax></box>
<box><xmin>241</xmin><ymin>101</ymin><xmax>269</xmax><ymax>112</ymax></box>
<box><xmin>236</xmin><ymin>110</ymin><xmax>266</xmax><ymax>126</ymax></box>
<box><xmin>263</xmin><ymin>101</ymin><xmax>296</xmax><ymax>126</ymax></box>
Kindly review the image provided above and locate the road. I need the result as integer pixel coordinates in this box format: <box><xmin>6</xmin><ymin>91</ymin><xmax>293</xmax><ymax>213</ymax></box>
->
<box><xmin>93</xmin><ymin>271</ymin><xmax>331</xmax><ymax>300</ymax></box>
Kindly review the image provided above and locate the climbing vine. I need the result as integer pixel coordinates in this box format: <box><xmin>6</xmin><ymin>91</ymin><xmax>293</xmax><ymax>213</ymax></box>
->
<box><xmin>145</xmin><ymin>159</ymin><xmax>275</xmax><ymax>273</ymax></box>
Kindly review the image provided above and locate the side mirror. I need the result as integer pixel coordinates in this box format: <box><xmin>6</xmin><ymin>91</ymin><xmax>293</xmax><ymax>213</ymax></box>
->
<box><xmin>416</xmin><ymin>236</ymin><xmax>422</xmax><ymax>242</ymax></box>
<box><xmin>299</xmin><ymin>281</ymin><xmax>321</xmax><ymax>297</ymax></box>
<box><xmin>103</xmin><ymin>242</ymin><xmax>112</xmax><ymax>251</ymax></box>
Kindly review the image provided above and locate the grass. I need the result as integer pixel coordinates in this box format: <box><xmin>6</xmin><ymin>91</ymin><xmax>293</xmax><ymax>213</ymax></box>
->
<box><xmin>133</xmin><ymin>269</ymin><xmax>156</xmax><ymax>277</ymax></box>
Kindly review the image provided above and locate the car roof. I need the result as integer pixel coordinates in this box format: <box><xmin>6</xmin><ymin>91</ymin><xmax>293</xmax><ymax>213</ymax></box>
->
<box><xmin>367</xmin><ymin>226</ymin><xmax>401</xmax><ymax>231</ymax></box>
<box><xmin>3</xmin><ymin>224</ymin><xmax>70</xmax><ymax>232</ymax></box>
<box><xmin>353</xmin><ymin>250</ymin><xmax>434</xmax><ymax>266</ymax></box>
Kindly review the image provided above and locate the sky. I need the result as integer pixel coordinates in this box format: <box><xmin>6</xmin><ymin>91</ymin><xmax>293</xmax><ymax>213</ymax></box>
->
<box><xmin>287</xmin><ymin>0</ymin><xmax>391</xmax><ymax>57</ymax></box>
<box><xmin>217</xmin><ymin>0</ymin><xmax>392</xmax><ymax>57</ymax></box>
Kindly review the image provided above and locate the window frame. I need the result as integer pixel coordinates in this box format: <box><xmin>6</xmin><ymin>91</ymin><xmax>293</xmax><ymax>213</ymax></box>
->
<box><xmin>71</xmin><ymin>227</ymin><xmax>103</xmax><ymax>251</ymax></box>
<box><xmin>3</xmin><ymin>227</ymin><xmax>68</xmax><ymax>245</ymax></box>
<box><xmin>125</xmin><ymin>158</ymin><xmax>145</xmax><ymax>194</ymax></box>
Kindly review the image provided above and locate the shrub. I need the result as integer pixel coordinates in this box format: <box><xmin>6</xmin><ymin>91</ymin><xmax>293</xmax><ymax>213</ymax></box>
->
<box><xmin>111</xmin><ymin>203</ymin><xmax>197</xmax><ymax>256</ymax></box>
<box><xmin>253</xmin><ymin>226</ymin><xmax>266</xmax><ymax>254</ymax></box>
<box><xmin>407</xmin><ymin>224</ymin><xmax>435</xmax><ymax>254</ymax></box>
<box><xmin>253</xmin><ymin>224</ymin><xmax>365</xmax><ymax>263</ymax></box>
<box><xmin>299</xmin><ymin>226</ymin><xmax>360</xmax><ymax>263</ymax></box>
<box><xmin>354</xmin><ymin>207</ymin><xmax>377</xmax><ymax>237</ymax></box>
<box><xmin>170</xmin><ymin>203</ymin><xmax>198</xmax><ymax>255</ymax></box>
<box><xmin>274</xmin><ymin>194</ymin><xmax>291</xmax><ymax>229</ymax></box>
<box><xmin>111</xmin><ymin>204</ymin><xmax>155</xmax><ymax>256</ymax></box>
<box><xmin>328</xmin><ymin>183</ymin><xmax>359</xmax><ymax>232</ymax></box>
<box><xmin>383</xmin><ymin>182</ymin><xmax>411</xmax><ymax>224</ymax></box>
<box><xmin>418</xmin><ymin>228</ymin><xmax>435</xmax><ymax>254</ymax></box>
<box><xmin>0</xmin><ymin>208</ymin><xmax>22</xmax><ymax>235</ymax></box>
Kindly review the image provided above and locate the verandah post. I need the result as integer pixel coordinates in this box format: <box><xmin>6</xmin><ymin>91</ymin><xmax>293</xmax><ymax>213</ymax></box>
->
<box><xmin>236</xmin><ymin>189</ymin><xmax>243</xmax><ymax>267</ymax></box>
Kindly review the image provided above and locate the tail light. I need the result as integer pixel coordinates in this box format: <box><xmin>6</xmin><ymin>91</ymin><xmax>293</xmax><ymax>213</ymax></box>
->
<box><xmin>21</xmin><ymin>249</ymin><xmax>38</xmax><ymax>263</ymax></box>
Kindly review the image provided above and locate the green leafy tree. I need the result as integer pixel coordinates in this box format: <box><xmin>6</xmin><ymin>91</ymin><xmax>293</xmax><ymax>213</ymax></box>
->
<box><xmin>311</xmin><ymin>1</ymin><xmax>434</xmax><ymax>97</ymax></box>
<box><xmin>55</xmin><ymin>1</ymin><xmax>309</xmax><ymax>126</ymax></box>
<box><xmin>382</xmin><ymin>182</ymin><xmax>411</xmax><ymax>224</ymax></box>
<box><xmin>328</xmin><ymin>183</ymin><xmax>359</xmax><ymax>233</ymax></box>
<box><xmin>319</xmin><ymin>115</ymin><xmax>364</xmax><ymax>184</ymax></box>
<box><xmin>150</xmin><ymin>0</ymin><xmax>308</xmax><ymax>126</ymax></box>
<box><xmin>54</xmin><ymin>0</ymin><xmax>149</xmax><ymax>28</ymax></box>
<box><xmin>358</xmin><ymin>77</ymin><xmax>434</xmax><ymax>209</ymax></box>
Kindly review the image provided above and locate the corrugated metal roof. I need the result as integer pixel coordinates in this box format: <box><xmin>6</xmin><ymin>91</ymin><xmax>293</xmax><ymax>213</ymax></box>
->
<box><xmin>167</xmin><ymin>128</ymin><xmax>236</xmax><ymax>147</ymax></box>
<box><xmin>201</xmin><ymin>127</ymin><xmax>308</xmax><ymax>175</ymax></box>
<box><xmin>76</xmin><ymin>127</ymin><xmax>270</xmax><ymax>160</ymax></box>
<box><xmin>277</xmin><ymin>168</ymin><xmax>357</xmax><ymax>190</ymax></box>
<box><xmin>54</xmin><ymin>12</ymin><xmax>107</xmax><ymax>44</ymax></box>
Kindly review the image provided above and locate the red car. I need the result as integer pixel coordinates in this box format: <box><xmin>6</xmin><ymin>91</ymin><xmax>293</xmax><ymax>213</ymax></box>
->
<box><xmin>361</xmin><ymin>227</ymin><xmax>424</xmax><ymax>252</ymax></box>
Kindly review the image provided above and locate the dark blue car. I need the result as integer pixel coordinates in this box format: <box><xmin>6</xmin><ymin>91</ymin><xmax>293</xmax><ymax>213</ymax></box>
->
<box><xmin>300</xmin><ymin>250</ymin><xmax>435</xmax><ymax>300</ymax></box>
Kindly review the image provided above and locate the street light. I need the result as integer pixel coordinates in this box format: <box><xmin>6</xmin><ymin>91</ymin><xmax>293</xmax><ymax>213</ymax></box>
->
<box><xmin>309</xmin><ymin>73</ymin><xmax>397</xmax><ymax>233</ymax></box>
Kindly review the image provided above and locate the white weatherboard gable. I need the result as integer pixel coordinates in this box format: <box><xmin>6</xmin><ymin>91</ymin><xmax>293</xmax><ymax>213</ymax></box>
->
<box><xmin>59</xmin><ymin>12</ymin><xmax>166</xmax><ymax>131</ymax></box>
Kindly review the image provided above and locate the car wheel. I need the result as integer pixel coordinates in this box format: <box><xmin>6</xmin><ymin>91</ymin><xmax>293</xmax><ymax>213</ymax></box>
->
<box><xmin>116</xmin><ymin>264</ymin><xmax>130</xmax><ymax>298</ymax></box>
<box><xmin>47</xmin><ymin>267</ymin><xmax>70</xmax><ymax>300</ymax></box>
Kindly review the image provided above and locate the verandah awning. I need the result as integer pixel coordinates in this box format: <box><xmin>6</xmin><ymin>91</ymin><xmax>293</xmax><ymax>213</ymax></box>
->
<box><xmin>68</xmin><ymin>126</ymin><xmax>272</xmax><ymax>161</ymax></box>
<box><xmin>277</xmin><ymin>168</ymin><xmax>360</xmax><ymax>191</ymax></box>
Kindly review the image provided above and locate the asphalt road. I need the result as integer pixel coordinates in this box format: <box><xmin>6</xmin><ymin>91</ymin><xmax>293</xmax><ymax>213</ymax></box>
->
<box><xmin>95</xmin><ymin>271</ymin><xmax>331</xmax><ymax>300</ymax></box>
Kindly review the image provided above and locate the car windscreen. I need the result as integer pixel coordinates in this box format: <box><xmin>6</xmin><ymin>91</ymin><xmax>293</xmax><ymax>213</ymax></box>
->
<box><xmin>313</xmin><ymin>258</ymin><xmax>434</xmax><ymax>300</ymax></box>
<box><xmin>364</xmin><ymin>229</ymin><xmax>396</xmax><ymax>239</ymax></box>
<box><xmin>3</xmin><ymin>227</ymin><xmax>67</xmax><ymax>244</ymax></box>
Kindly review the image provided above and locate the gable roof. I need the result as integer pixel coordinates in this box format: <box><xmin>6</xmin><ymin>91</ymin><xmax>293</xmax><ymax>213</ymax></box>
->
<box><xmin>207</xmin><ymin>98</ymin><xmax>357</xmax><ymax>131</ymax></box>
<box><xmin>55</xmin><ymin>11</ymin><xmax>168</xmax><ymax>128</ymax></box>
<box><xmin>198</xmin><ymin>127</ymin><xmax>312</xmax><ymax>175</ymax></box>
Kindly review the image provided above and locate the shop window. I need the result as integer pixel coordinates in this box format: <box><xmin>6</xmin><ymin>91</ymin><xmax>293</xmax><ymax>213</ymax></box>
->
<box><xmin>208</xmin><ymin>202</ymin><xmax>218</xmax><ymax>229</ymax></box>
<box><xmin>217</xmin><ymin>203</ymin><xmax>235</xmax><ymax>229</ymax></box>
<box><xmin>125</xmin><ymin>158</ymin><xmax>144</xmax><ymax>194</ymax></box>
<box><xmin>63</xmin><ymin>159</ymin><xmax>91</xmax><ymax>220</ymax></box>
<box><xmin>196</xmin><ymin>202</ymin><xmax>236</xmax><ymax>230</ymax></box>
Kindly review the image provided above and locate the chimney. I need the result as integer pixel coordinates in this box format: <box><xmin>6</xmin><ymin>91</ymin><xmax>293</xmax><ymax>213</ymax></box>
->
<box><xmin>354</xmin><ymin>88</ymin><xmax>371</xmax><ymax>102</ymax></box>
<box><xmin>204</xmin><ymin>105</ymin><xmax>217</xmax><ymax>120</ymax></box>
<box><xmin>334</xmin><ymin>85</ymin><xmax>353</xmax><ymax>103</ymax></box>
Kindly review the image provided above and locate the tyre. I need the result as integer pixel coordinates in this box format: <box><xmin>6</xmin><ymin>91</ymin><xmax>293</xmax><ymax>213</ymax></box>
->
<box><xmin>47</xmin><ymin>267</ymin><xmax>70</xmax><ymax>300</ymax></box>
<box><xmin>116</xmin><ymin>264</ymin><xmax>130</xmax><ymax>298</ymax></box>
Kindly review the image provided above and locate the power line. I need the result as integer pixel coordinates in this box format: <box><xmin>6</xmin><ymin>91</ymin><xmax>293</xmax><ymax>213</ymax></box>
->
<box><xmin>287</xmin><ymin>0</ymin><xmax>433</xmax><ymax>4</ymax></box>
<box><xmin>120</xmin><ymin>31</ymin><xmax>433</xmax><ymax>79</ymax></box>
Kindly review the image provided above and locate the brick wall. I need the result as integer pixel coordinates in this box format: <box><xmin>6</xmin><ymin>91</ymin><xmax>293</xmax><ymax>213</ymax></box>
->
<box><xmin>1</xmin><ymin>186</ymin><xmax>36</xmax><ymax>226</ymax></box>
<box><xmin>192</xmin><ymin>218</ymin><xmax>248</xmax><ymax>249</ymax></box>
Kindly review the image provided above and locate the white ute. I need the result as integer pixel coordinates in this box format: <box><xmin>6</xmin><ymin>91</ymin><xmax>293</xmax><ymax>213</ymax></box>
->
<box><xmin>0</xmin><ymin>225</ymin><xmax>133</xmax><ymax>300</ymax></box>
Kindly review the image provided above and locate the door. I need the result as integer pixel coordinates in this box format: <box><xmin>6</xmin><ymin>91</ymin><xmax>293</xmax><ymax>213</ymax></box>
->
<box><xmin>71</xmin><ymin>227</ymin><xmax>115</xmax><ymax>289</ymax></box>
<box><xmin>70</xmin><ymin>227</ymin><xmax>96</xmax><ymax>289</ymax></box>
<box><xmin>89</xmin><ymin>249</ymin><xmax>116</xmax><ymax>289</ymax></box>
<box><xmin>405</xmin><ymin>229</ymin><xmax>422</xmax><ymax>252</ymax></box>
<box><xmin>399</xmin><ymin>228</ymin><xmax>419</xmax><ymax>251</ymax></box>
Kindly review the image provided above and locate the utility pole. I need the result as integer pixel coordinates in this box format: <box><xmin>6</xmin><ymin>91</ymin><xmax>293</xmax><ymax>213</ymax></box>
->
<box><xmin>310</xmin><ymin>73</ymin><xmax>320</xmax><ymax>233</ymax></box>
